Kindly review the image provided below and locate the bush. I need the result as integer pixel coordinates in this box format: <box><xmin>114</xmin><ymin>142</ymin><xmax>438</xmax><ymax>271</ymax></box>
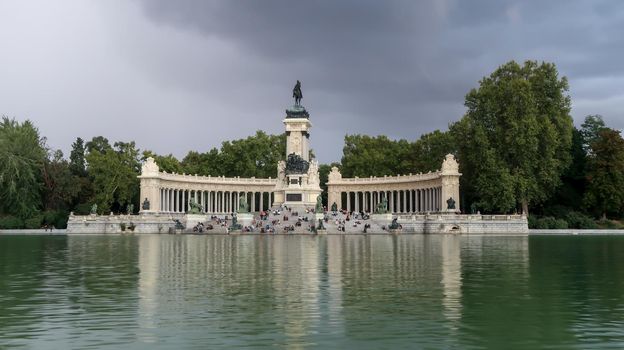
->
<box><xmin>0</xmin><ymin>216</ymin><xmax>24</xmax><ymax>229</ymax></box>
<box><xmin>528</xmin><ymin>215</ymin><xmax>539</xmax><ymax>229</ymax></box>
<box><xmin>24</xmin><ymin>214</ymin><xmax>44</xmax><ymax>229</ymax></box>
<box><xmin>597</xmin><ymin>219</ymin><xmax>624</xmax><ymax>229</ymax></box>
<box><xmin>566</xmin><ymin>212</ymin><xmax>598</xmax><ymax>229</ymax></box>
<box><xmin>42</xmin><ymin>210</ymin><xmax>69</xmax><ymax>229</ymax></box>
<box><xmin>531</xmin><ymin>216</ymin><xmax>569</xmax><ymax>229</ymax></box>
<box><xmin>73</xmin><ymin>203</ymin><xmax>92</xmax><ymax>215</ymax></box>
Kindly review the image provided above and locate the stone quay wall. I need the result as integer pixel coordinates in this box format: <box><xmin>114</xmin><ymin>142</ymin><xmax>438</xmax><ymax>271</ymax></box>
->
<box><xmin>66</xmin><ymin>213</ymin><xmax>186</xmax><ymax>234</ymax></box>
<box><xmin>392</xmin><ymin>214</ymin><xmax>529</xmax><ymax>234</ymax></box>
<box><xmin>67</xmin><ymin>212</ymin><xmax>528</xmax><ymax>235</ymax></box>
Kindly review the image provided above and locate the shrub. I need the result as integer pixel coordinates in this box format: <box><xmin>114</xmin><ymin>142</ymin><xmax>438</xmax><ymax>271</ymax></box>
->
<box><xmin>597</xmin><ymin>219</ymin><xmax>624</xmax><ymax>229</ymax></box>
<box><xmin>24</xmin><ymin>214</ymin><xmax>44</xmax><ymax>229</ymax></box>
<box><xmin>531</xmin><ymin>216</ymin><xmax>569</xmax><ymax>229</ymax></box>
<box><xmin>528</xmin><ymin>215</ymin><xmax>539</xmax><ymax>229</ymax></box>
<box><xmin>566</xmin><ymin>212</ymin><xmax>598</xmax><ymax>229</ymax></box>
<box><xmin>73</xmin><ymin>203</ymin><xmax>92</xmax><ymax>215</ymax></box>
<box><xmin>120</xmin><ymin>222</ymin><xmax>126</xmax><ymax>231</ymax></box>
<box><xmin>0</xmin><ymin>216</ymin><xmax>24</xmax><ymax>229</ymax></box>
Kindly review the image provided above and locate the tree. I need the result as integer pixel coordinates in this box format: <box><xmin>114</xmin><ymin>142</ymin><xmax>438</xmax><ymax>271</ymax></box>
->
<box><xmin>86</xmin><ymin>139</ymin><xmax>140</xmax><ymax>213</ymax></box>
<box><xmin>580</xmin><ymin>115</ymin><xmax>607</xmax><ymax>153</ymax></box>
<box><xmin>409</xmin><ymin>130</ymin><xmax>456</xmax><ymax>173</ymax></box>
<box><xmin>69</xmin><ymin>137</ymin><xmax>87</xmax><ymax>176</ymax></box>
<box><xmin>85</xmin><ymin>136</ymin><xmax>112</xmax><ymax>154</ymax></box>
<box><xmin>583</xmin><ymin>128</ymin><xmax>624</xmax><ymax>219</ymax></box>
<box><xmin>142</xmin><ymin>150</ymin><xmax>183</xmax><ymax>173</ymax></box>
<box><xmin>0</xmin><ymin>117</ymin><xmax>46</xmax><ymax>218</ymax></box>
<box><xmin>451</xmin><ymin>60</ymin><xmax>574</xmax><ymax>214</ymax></box>
<box><xmin>179</xmin><ymin>131</ymin><xmax>286</xmax><ymax>178</ymax></box>
<box><xmin>42</xmin><ymin>149</ymin><xmax>79</xmax><ymax>211</ymax></box>
<box><xmin>341</xmin><ymin>135</ymin><xmax>412</xmax><ymax>177</ymax></box>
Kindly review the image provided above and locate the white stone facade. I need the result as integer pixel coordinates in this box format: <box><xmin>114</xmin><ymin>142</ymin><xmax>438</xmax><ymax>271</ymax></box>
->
<box><xmin>326</xmin><ymin>154</ymin><xmax>461</xmax><ymax>214</ymax></box>
<box><xmin>139</xmin><ymin>157</ymin><xmax>279</xmax><ymax>214</ymax></box>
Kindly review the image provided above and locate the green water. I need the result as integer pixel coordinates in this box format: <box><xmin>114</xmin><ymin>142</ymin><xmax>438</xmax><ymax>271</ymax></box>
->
<box><xmin>1</xmin><ymin>235</ymin><xmax>624</xmax><ymax>349</ymax></box>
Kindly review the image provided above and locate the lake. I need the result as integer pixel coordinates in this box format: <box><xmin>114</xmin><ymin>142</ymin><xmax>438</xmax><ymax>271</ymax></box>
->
<box><xmin>1</xmin><ymin>234</ymin><xmax>624</xmax><ymax>349</ymax></box>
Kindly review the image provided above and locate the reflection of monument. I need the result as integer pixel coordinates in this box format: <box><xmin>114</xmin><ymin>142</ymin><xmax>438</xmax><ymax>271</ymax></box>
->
<box><xmin>273</xmin><ymin>81</ymin><xmax>322</xmax><ymax>207</ymax></box>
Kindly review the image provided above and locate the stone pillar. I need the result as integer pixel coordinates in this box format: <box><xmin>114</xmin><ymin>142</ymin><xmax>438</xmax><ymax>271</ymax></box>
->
<box><xmin>347</xmin><ymin>192</ymin><xmax>351</xmax><ymax>212</ymax></box>
<box><xmin>260</xmin><ymin>192</ymin><xmax>264</xmax><ymax>212</ymax></box>
<box><xmin>405</xmin><ymin>190</ymin><xmax>409</xmax><ymax>213</ymax></box>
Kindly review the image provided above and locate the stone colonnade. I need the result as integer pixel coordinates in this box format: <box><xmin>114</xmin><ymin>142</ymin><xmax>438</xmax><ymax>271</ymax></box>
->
<box><xmin>326</xmin><ymin>154</ymin><xmax>462</xmax><ymax>214</ymax></box>
<box><xmin>139</xmin><ymin>158</ymin><xmax>278</xmax><ymax>214</ymax></box>
<box><xmin>158</xmin><ymin>188</ymin><xmax>276</xmax><ymax>214</ymax></box>
<box><xmin>336</xmin><ymin>188</ymin><xmax>443</xmax><ymax>214</ymax></box>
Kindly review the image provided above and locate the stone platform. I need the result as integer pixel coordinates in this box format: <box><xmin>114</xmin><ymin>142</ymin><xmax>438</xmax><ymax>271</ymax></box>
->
<box><xmin>66</xmin><ymin>211</ymin><xmax>528</xmax><ymax>235</ymax></box>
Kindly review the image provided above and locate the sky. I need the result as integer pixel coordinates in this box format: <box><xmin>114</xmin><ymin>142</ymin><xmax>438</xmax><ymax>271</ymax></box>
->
<box><xmin>1</xmin><ymin>0</ymin><xmax>623</xmax><ymax>163</ymax></box>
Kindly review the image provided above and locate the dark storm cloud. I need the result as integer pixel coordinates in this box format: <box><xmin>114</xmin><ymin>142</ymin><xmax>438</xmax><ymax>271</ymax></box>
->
<box><xmin>1</xmin><ymin>1</ymin><xmax>623</xmax><ymax>163</ymax></box>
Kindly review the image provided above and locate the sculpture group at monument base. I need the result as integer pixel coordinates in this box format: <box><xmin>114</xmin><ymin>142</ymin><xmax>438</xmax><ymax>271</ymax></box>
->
<box><xmin>66</xmin><ymin>212</ymin><xmax>528</xmax><ymax>235</ymax></box>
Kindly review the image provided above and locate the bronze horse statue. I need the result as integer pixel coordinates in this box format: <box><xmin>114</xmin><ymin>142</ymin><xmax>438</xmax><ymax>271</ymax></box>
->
<box><xmin>293</xmin><ymin>80</ymin><xmax>303</xmax><ymax>106</ymax></box>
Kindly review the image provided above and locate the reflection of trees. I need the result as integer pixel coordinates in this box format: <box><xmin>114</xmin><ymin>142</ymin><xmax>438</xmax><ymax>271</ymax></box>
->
<box><xmin>0</xmin><ymin>236</ymin><xmax>68</xmax><ymax>340</ymax></box>
<box><xmin>460</xmin><ymin>236</ymin><xmax>624</xmax><ymax>348</ymax></box>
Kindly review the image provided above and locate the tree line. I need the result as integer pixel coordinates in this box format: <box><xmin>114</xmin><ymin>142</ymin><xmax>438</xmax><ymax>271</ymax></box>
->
<box><xmin>1</xmin><ymin>60</ymin><xmax>623</xmax><ymax>229</ymax></box>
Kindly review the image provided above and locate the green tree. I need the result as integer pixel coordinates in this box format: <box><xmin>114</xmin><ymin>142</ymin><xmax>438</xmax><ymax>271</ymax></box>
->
<box><xmin>451</xmin><ymin>60</ymin><xmax>573</xmax><ymax>214</ymax></box>
<box><xmin>142</xmin><ymin>150</ymin><xmax>183</xmax><ymax>173</ymax></box>
<box><xmin>580</xmin><ymin>115</ymin><xmax>607</xmax><ymax>152</ymax></box>
<box><xmin>583</xmin><ymin>128</ymin><xmax>624</xmax><ymax>219</ymax></box>
<box><xmin>341</xmin><ymin>135</ymin><xmax>412</xmax><ymax>177</ymax></box>
<box><xmin>85</xmin><ymin>136</ymin><xmax>112</xmax><ymax>154</ymax></box>
<box><xmin>180</xmin><ymin>131</ymin><xmax>286</xmax><ymax>178</ymax></box>
<box><xmin>42</xmin><ymin>149</ymin><xmax>79</xmax><ymax>211</ymax></box>
<box><xmin>409</xmin><ymin>130</ymin><xmax>456</xmax><ymax>172</ymax></box>
<box><xmin>86</xmin><ymin>139</ymin><xmax>140</xmax><ymax>213</ymax></box>
<box><xmin>69</xmin><ymin>137</ymin><xmax>87</xmax><ymax>176</ymax></box>
<box><xmin>0</xmin><ymin>117</ymin><xmax>46</xmax><ymax>218</ymax></box>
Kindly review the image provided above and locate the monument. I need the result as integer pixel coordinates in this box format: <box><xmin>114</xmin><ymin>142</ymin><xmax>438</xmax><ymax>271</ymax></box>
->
<box><xmin>273</xmin><ymin>80</ymin><xmax>322</xmax><ymax>208</ymax></box>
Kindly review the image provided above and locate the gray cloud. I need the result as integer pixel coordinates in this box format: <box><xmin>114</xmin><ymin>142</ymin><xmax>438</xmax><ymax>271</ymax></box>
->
<box><xmin>0</xmin><ymin>0</ymin><xmax>623</xmax><ymax>164</ymax></box>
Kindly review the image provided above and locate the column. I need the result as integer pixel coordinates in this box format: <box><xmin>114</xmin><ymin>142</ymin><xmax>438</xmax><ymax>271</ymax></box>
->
<box><xmin>389</xmin><ymin>191</ymin><xmax>394</xmax><ymax>213</ymax></box>
<box><xmin>404</xmin><ymin>190</ymin><xmax>408</xmax><ymax>213</ymax></box>
<box><xmin>346</xmin><ymin>192</ymin><xmax>351</xmax><ymax>212</ymax></box>
<box><xmin>251</xmin><ymin>192</ymin><xmax>256</xmax><ymax>212</ymax></box>
<box><xmin>260</xmin><ymin>192</ymin><xmax>264</xmax><ymax>212</ymax></box>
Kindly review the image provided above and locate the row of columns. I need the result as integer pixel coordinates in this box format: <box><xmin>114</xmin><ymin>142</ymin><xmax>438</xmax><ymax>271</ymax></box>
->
<box><xmin>340</xmin><ymin>188</ymin><xmax>442</xmax><ymax>214</ymax></box>
<box><xmin>159</xmin><ymin>189</ymin><xmax>274</xmax><ymax>214</ymax></box>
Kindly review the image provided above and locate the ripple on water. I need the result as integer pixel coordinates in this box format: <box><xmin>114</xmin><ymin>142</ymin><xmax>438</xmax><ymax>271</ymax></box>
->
<box><xmin>2</xmin><ymin>234</ymin><xmax>624</xmax><ymax>349</ymax></box>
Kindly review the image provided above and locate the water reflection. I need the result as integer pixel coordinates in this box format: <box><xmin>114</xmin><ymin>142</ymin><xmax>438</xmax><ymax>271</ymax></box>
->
<box><xmin>4</xmin><ymin>234</ymin><xmax>624</xmax><ymax>349</ymax></box>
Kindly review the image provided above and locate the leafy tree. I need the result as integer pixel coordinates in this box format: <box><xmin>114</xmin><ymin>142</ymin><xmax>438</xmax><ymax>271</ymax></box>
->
<box><xmin>181</xmin><ymin>149</ymin><xmax>223</xmax><ymax>176</ymax></box>
<box><xmin>42</xmin><ymin>149</ymin><xmax>79</xmax><ymax>211</ymax></box>
<box><xmin>69</xmin><ymin>137</ymin><xmax>87</xmax><ymax>176</ymax></box>
<box><xmin>85</xmin><ymin>136</ymin><xmax>112</xmax><ymax>154</ymax></box>
<box><xmin>538</xmin><ymin>127</ymin><xmax>587</xmax><ymax>215</ymax></box>
<box><xmin>179</xmin><ymin>131</ymin><xmax>286</xmax><ymax>178</ymax></box>
<box><xmin>341</xmin><ymin>135</ymin><xmax>412</xmax><ymax>177</ymax></box>
<box><xmin>142</xmin><ymin>150</ymin><xmax>183</xmax><ymax>173</ymax></box>
<box><xmin>218</xmin><ymin>131</ymin><xmax>286</xmax><ymax>178</ymax></box>
<box><xmin>451</xmin><ymin>60</ymin><xmax>573</xmax><ymax>214</ymax></box>
<box><xmin>583</xmin><ymin>128</ymin><xmax>624</xmax><ymax>219</ymax></box>
<box><xmin>0</xmin><ymin>117</ymin><xmax>46</xmax><ymax>218</ymax></box>
<box><xmin>86</xmin><ymin>139</ymin><xmax>140</xmax><ymax>213</ymax></box>
<box><xmin>409</xmin><ymin>130</ymin><xmax>456</xmax><ymax>172</ymax></box>
<box><xmin>580</xmin><ymin>115</ymin><xmax>607</xmax><ymax>152</ymax></box>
